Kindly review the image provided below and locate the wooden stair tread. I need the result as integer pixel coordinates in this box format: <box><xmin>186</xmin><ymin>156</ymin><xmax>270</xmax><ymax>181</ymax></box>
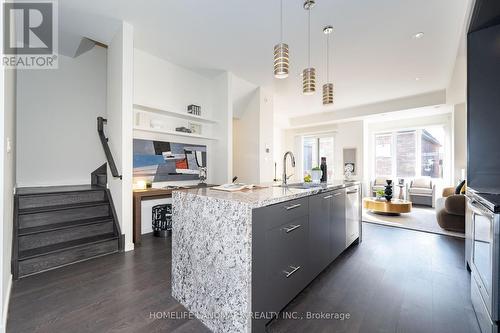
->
<box><xmin>16</xmin><ymin>185</ymin><xmax>105</xmax><ymax>196</ymax></box>
<box><xmin>18</xmin><ymin>200</ymin><xmax>109</xmax><ymax>215</ymax></box>
<box><xmin>19</xmin><ymin>234</ymin><xmax>118</xmax><ymax>260</ymax></box>
<box><xmin>18</xmin><ymin>217</ymin><xmax>113</xmax><ymax>236</ymax></box>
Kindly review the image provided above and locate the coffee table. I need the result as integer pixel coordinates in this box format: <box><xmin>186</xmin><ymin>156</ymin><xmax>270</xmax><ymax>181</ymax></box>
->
<box><xmin>363</xmin><ymin>197</ymin><xmax>412</xmax><ymax>215</ymax></box>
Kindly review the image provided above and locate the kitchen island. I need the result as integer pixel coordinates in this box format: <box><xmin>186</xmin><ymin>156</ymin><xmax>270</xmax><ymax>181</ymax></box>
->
<box><xmin>171</xmin><ymin>181</ymin><xmax>361</xmax><ymax>333</ymax></box>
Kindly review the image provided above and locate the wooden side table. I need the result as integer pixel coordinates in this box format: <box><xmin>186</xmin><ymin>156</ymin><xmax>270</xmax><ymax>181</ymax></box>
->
<box><xmin>133</xmin><ymin>188</ymin><xmax>174</xmax><ymax>246</ymax></box>
<box><xmin>133</xmin><ymin>184</ymin><xmax>215</xmax><ymax>246</ymax></box>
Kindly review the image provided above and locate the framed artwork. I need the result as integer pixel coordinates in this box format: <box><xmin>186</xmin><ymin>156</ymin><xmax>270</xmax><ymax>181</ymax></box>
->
<box><xmin>133</xmin><ymin>139</ymin><xmax>207</xmax><ymax>182</ymax></box>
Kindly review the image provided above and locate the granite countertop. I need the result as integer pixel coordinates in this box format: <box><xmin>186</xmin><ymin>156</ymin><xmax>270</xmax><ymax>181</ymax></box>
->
<box><xmin>174</xmin><ymin>180</ymin><xmax>360</xmax><ymax>208</ymax></box>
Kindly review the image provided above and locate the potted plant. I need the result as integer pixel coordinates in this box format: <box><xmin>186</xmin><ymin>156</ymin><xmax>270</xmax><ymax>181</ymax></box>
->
<box><xmin>311</xmin><ymin>167</ymin><xmax>323</xmax><ymax>184</ymax></box>
<box><xmin>376</xmin><ymin>189</ymin><xmax>385</xmax><ymax>201</ymax></box>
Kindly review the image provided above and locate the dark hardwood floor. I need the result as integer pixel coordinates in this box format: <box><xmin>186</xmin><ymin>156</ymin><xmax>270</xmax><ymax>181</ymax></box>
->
<box><xmin>7</xmin><ymin>223</ymin><xmax>480</xmax><ymax>333</ymax></box>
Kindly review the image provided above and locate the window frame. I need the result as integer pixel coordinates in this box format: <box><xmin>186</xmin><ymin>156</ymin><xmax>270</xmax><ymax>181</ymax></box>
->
<box><xmin>372</xmin><ymin>126</ymin><xmax>445</xmax><ymax>180</ymax></box>
<box><xmin>301</xmin><ymin>134</ymin><xmax>335</xmax><ymax>178</ymax></box>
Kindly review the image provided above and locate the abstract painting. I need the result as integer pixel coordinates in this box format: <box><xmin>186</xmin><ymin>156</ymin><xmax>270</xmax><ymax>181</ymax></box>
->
<box><xmin>133</xmin><ymin>139</ymin><xmax>207</xmax><ymax>182</ymax></box>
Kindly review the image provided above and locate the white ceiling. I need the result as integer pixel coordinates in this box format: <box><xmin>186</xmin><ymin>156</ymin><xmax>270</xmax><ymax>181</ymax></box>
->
<box><xmin>58</xmin><ymin>0</ymin><xmax>469</xmax><ymax>117</ymax></box>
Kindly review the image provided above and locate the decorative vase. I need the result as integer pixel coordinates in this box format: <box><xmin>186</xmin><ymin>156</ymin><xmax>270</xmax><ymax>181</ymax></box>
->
<box><xmin>384</xmin><ymin>180</ymin><xmax>393</xmax><ymax>202</ymax></box>
<box><xmin>311</xmin><ymin>170</ymin><xmax>322</xmax><ymax>184</ymax></box>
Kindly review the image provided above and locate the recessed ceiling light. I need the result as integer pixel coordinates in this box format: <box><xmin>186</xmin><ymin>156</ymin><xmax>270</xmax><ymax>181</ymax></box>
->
<box><xmin>415</xmin><ymin>77</ymin><xmax>421</xmax><ymax>81</ymax></box>
<box><xmin>413</xmin><ymin>32</ymin><xmax>425</xmax><ymax>39</ymax></box>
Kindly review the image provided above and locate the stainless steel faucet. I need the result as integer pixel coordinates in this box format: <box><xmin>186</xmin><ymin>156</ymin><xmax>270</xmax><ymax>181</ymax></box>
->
<box><xmin>282</xmin><ymin>151</ymin><xmax>296</xmax><ymax>186</ymax></box>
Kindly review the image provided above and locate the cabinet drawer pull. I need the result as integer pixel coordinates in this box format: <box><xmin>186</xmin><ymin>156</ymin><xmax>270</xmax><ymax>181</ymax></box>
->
<box><xmin>323</xmin><ymin>195</ymin><xmax>333</xmax><ymax>199</ymax></box>
<box><xmin>285</xmin><ymin>204</ymin><xmax>301</xmax><ymax>210</ymax></box>
<box><xmin>283</xmin><ymin>224</ymin><xmax>302</xmax><ymax>233</ymax></box>
<box><xmin>283</xmin><ymin>265</ymin><xmax>301</xmax><ymax>278</ymax></box>
<box><xmin>347</xmin><ymin>190</ymin><xmax>358</xmax><ymax>194</ymax></box>
<box><xmin>333</xmin><ymin>192</ymin><xmax>342</xmax><ymax>197</ymax></box>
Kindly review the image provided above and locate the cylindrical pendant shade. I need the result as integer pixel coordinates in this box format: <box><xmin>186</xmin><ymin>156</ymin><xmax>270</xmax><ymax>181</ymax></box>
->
<box><xmin>323</xmin><ymin>83</ymin><xmax>334</xmax><ymax>104</ymax></box>
<box><xmin>274</xmin><ymin>43</ymin><xmax>289</xmax><ymax>79</ymax></box>
<box><xmin>303</xmin><ymin>67</ymin><xmax>316</xmax><ymax>95</ymax></box>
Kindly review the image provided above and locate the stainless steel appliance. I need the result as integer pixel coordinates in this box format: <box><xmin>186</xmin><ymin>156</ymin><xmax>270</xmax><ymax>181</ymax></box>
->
<box><xmin>467</xmin><ymin>190</ymin><xmax>500</xmax><ymax>333</ymax></box>
<box><xmin>345</xmin><ymin>184</ymin><xmax>361</xmax><ymax>247</ymax></box>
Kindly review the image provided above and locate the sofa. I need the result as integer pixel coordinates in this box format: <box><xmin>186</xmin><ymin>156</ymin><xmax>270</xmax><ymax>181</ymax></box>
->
<box><xmin>407</xmin><ymin>177</ymin><xmax>436</xmax><ymax>207</ymax></box>
<box><xmin>436</xmin><ymin>187</ymin><xmax>465</xmax><ymax>233</ymax></box>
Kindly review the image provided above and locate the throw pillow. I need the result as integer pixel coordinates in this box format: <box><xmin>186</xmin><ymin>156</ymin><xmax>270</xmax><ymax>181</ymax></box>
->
<box><xmin>460</xmin><ymin>181</ymin><xmax>467</xmax><ymax>194</ymax></box>
<box><xmin>455</xmin><ymin>180</ymin><xmax>466</xmax><ymax>195</ymax></box>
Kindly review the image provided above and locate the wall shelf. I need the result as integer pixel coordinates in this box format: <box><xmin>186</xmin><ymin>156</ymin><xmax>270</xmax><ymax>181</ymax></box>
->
<box><xmin>133</xmin><ymin>126</ymin><xmax>218</xmax><ymax>141</ymax></box>
<box><xmin>133</xmin><ymin>103</ymin><xmax>218</xmax><ymax>124</ymax></box>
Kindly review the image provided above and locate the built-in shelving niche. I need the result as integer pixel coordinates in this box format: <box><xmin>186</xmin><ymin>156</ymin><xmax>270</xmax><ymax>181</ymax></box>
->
<box><xmin>133</xmin><ymin>103</ymin><xmax>218</xmax><ymax>141</ymax></box>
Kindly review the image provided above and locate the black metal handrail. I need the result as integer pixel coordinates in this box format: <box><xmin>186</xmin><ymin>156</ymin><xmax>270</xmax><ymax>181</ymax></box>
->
<box><xmin>97</xmin><ymin>117</ymin><xmax>122</xmax><ymax>179</ymax></box>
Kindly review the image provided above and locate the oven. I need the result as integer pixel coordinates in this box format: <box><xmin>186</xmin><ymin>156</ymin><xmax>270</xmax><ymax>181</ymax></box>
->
<box><xmin>468</xmin><ymin>192</ymin><xmax>500</xmax><ymax>332</ymax></box>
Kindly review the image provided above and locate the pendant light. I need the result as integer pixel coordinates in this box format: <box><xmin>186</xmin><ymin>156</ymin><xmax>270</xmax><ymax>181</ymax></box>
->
<box><xmin>322</xmin><ymin>25</ymin><xmax>334</xmax><ymax>105</ymax></box>
<box><xmin>303</xmin><ymin>0</ymin><xmax>316</xmax><ymax>95</ymax></box>
<box><xmin>274</xmin><ymin>0</ymin><xmax>289</xmax><ymax>79</ymax></box>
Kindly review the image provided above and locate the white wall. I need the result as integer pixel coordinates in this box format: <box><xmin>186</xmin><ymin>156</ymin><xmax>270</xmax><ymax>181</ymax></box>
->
<box><xmin>232</xmin><ymin>87</ymin><xmax>274</xmax><ymax>184</ymax></box>
<box><xmin>211</xmin><ymin>72</ymin><xmax>233</xmax><ymax>184</ymax></box>
<box><xmin>259</xmin><ymin>89</ymin><xmax>274</xmax><ymax>183</ymax></box>
<box><xmin>447</xmin><ymin>37</ymin><xmax>467</xmax><ymax>184</ymax></box>
<box><xmin>16</xmin><ymin>47</ymin><xmax>107</xmax><ymax>187</ymax></box>
<box><xmin>281</xmin><ymin>121</ymin><xmax>364</xmax><ymax>183</ymax></box>
<box><xmin>2</xmin><ymin>67</ymin><xmax>16</xmax><ymax>333</ymax></box>
<box><xmin>453</xmin><ymin>103</ymin><xmax>467</xmax><ymax>183</ymax></box>
<box><xmin>0</xmin><ymin>45</ymin><xmax>4</xmax><ymax>333</ymax></box>
<box><xmin>288</xmin><ymin>90</ymin><xmax>447</xmax><ymax>128</ymax></box>
<box><xmin>233</xmin><ymin>89</ymin><xmax>259</xmax><ymax>184</ymax></box>
<box><xmin>447</xmin><ymin>54</ymin><xmax>467</xmax><ymax>105</ymax></box>
<box><xmin>134</xmin><ymin>49</ymin><xmax>213</xmax><ymax>120</ymax></box>
<box><xmin>133</xmin><ymin>50</ymin><xmax>233</xmax><ymax>185</ymax></box>
<box><xmin>334</xmin><ymin>121</ymin><xmax>364</xmax><ymax>181</ymax></box>
<box><xmin>2</xmin><ymin>3</ymin><xmax>15</xmax><ymax>328</ymax></box>
<box><xmin>106</xmin><ymin>22</ymin><xmax>134</xmax><ymax>251</ymax></box>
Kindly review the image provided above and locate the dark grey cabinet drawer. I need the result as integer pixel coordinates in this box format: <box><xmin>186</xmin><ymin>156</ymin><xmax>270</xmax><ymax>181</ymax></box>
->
<box><xmin>309</xmin><ymin>192</ymin><xmax>332</xmax><ymax>279</ymax></box>
<box><xmin>257</xmin><ymin>197</ymin><xmax>308</xmax><ymax>231</ymax></box>
<box><xmin>265</xmin><ymin>216</ymin><xmax>309</xmax><ymax>311</ymax></box>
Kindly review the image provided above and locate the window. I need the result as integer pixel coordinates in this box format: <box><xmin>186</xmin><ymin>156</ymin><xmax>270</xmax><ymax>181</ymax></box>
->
<box><xmin>421</xmin><ymin>128</ymin><xmax>444</xmax><ymax>178</ymax></box>
<box><xmin>303</xmin><ymin>135</ymin><xmax>334</xmax><ymax>179</ymax></box>
<box><xmin>373</xmin><ymin>126</ymin><xmax>445</xmax><ymax>179</ymax></box>
<box><xmin>375</xmin><ymin>133</ymin><xmax>392</xmax><ymax>177</ymax></box>
<box><xmin>396</xmin><ymin>131</ymin><xmax>416</xmax><ymax>178</ymax></box>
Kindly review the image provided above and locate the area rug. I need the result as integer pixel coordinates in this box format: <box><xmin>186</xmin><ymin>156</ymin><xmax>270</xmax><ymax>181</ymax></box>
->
<box><xmin>362</xmin><ymin>206</ymin><xmax>465</xmax><ymax>239</ymax></box>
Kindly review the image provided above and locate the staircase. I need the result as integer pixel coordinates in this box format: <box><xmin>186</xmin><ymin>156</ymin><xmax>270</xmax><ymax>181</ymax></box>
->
<box><xmin>12</xmin><ymin>185</ymin><xmax>124</xmax><ymax>279</ymax></box>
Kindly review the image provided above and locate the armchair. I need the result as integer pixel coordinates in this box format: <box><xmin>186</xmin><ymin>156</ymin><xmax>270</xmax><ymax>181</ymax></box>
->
<box><xmin>370</xmin><ymin>177</ymin><xmax>392</xmax><ymax>197</ymax></box>
<box><xmin>436</xmin><ymin>187</ymin><xmax>465</xmax><ymax>233</ymax></box>
<box><xmin>406</xmin><ymin>177</ymin><xmax>436</xmax><ymax>207</ymax></box>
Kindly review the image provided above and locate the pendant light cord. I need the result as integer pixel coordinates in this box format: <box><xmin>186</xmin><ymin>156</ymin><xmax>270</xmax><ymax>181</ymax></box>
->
<box><xmin>327</xmin><ymin>32</ymin><xmax>330</xmax><ymax>82</ymax></box>
<box><xmin>280</xmin><ymin>0</ymin><xmax>283</xmax><ymax>41</ymax></box>
<box><xmin>308</xmin><ymin>8</ymin><xmax>311</xmax><ymax>67</ymax></box>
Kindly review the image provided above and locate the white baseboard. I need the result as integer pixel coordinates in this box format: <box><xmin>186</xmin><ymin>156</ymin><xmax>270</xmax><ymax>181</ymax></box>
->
<box><xmin>125</xmin><ymin>242</ymin><xmax>135</xmax><ymax>252</ymax></box>
<box><xmin>1</xmin><ymin>274</ymin><xmax>12</xmax><ymax>333</ymax></box>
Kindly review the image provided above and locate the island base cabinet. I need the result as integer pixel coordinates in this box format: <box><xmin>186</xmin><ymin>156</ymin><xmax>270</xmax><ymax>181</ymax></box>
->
<box><xmin>330</xmin><ymin>190</ymin><xmax>347</xmax><ymax>262</ymax></box>
<box><xmin>252</xmin><ymin>187</ymin><xmax>358</xmax><ymax>332</ymax></box>
<box><xmin>266</xmin><ymin>215</ymin><xmax>309</xmax><ymax>312</ymax></box>
<box><xmin>252</xmin><ymin>198</ymin><xmax>309</xmax><ymax>333</ymax></box>
<box><xmin>309</xmin><ymin>192</ymin><xmax>333</xmax><ymax>278</ymax></box>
